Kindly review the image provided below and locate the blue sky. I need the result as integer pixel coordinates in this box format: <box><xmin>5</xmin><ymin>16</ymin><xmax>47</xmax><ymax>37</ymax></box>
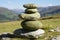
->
<box><xmin>0</xmin><ymin>0</ymin><xmax>60</xmax><ymax>9</ymax></box>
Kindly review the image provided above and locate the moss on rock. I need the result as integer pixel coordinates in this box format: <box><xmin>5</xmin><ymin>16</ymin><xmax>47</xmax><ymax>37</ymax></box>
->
<box><xmin>21</xmin><ymin>20</ymin><xmax>43</xmax><ymax>30</ymax></box>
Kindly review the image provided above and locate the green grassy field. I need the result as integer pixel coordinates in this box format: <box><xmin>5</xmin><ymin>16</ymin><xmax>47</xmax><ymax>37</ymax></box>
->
<box><xmin>0</xmin><ymin>21</ymin><xmax>22</xmax><ymax>33</ymax></box>
<box><xmin>0</xmin><ymin>18</ymin><xmax>60</xmax><ymax>40</ymax></box>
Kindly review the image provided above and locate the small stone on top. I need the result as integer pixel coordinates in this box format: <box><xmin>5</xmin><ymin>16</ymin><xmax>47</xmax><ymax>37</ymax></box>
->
<box><xmin>23</xmin><ymin>4</ymin><xmax>37</xmax><ymax>9</ymax></box>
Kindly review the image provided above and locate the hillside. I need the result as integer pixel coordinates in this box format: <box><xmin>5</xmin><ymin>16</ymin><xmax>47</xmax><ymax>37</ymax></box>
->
<box><xmin>38</xmin><ymin>6</ymin><xmax>60</xmax><ymax>17</ymax></box>
<box><xmin>0</xmin><ymin>7</ymin><xmax>19</xmax><ymax>22</ymax></box>
<box><xmin>12</xmin><ymin>9</ymin><xmax>24</xmax><ymax>14</ymax></box>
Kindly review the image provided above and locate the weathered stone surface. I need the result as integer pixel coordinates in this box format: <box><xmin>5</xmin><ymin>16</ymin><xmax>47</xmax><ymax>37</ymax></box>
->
<box><xmin>21</xmin><ymin>20</ymin><xmax>43</xmax><ymax>30</ymax></box>
<box><xmin>1</xmin><ymin>38</ymin><xmax>10</xmax><ymax>40</ymax></box>
<box><xmin>23</xmin><ymin>4</ymin><xmax>37</xmax><ymax>9</ymax></box>
<box><xmin>25</xmin><ymin>9</ymin><xmax>38</xmax><ymax>13</ymax></box>
<box><xmin>14</xmin><ymin>29</ymin><xmax>45</xmax><ymax>38</ymax></box>
<box><xmin>18</xmin><ymin>12</ymin><xmax>41</xmax><ymax>20</ymax></box>
<box><xmin>49</xmin><ymin>27</ymin><xmax>60</xmax><ymax>32</ymax></box>
<box><xmin>54</xmin><ymin>27</ymin><xmax>60</xmax><ymax>32</ymax></box>
<box><xmin>51</xmin><ymin>36</ymin><xmax>60</xmax><ymax>40</ymax></box>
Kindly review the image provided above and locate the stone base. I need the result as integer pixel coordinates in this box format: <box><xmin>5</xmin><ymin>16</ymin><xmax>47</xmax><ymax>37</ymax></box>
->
<box><xmin>14</xmin><ymin>28</ymin><xmax>45</xmax><ymax>38</ymax></box>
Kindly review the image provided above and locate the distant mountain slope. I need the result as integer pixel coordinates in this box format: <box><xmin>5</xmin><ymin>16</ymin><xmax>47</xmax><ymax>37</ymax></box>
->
<box><xmin>0</xmin><ymin>7</ymin><xmax>19</xmax><ymax>22</ymax></box>
<box><xmin>37</xmin><ymin>6</ymin><xmax>60</xmax><ymax>17</ymax></box>
<box><xmin>12</xmin><ymin>9</ymin><xmax>24</xmax><ymax>14</ymax></box>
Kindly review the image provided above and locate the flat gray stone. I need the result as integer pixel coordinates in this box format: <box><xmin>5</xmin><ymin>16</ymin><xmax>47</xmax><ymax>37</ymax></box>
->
<box><xmin>1</xmin><ymin>38</ymin><xmax>10</xmax><ymax>40</ymax></box>
<box><xmin>54</xmin><ymin>27</ymin><xmax>60</xmax><ymax>32</ymax></box>
<box><xmin>23</xmin><ymin>4</ymin><xmax>37</xmax><ymax>9</ymax></box>
<box><xmin>14</xmin><ymin>29</ymin><xmax>45</xmax><ymax>38</ymax></box>
<box><xmin>51</xmin><ymin>36</ymin><xmax>60</xmax><ymax>40</ymax></box>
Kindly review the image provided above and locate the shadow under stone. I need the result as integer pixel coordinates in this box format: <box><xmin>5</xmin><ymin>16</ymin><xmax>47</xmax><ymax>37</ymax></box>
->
<box><xmin>0</xmin><ymin>28</ymin><xmax>37</xmax><ymax>40</ymax></box>
<box><xmin>13</xmin><ymin>28</ymin><xmax>37</xmax><ymax>38</ymax></box>
<box><xmin>14</xmin><ymin>28</ymin><xmax>35</xmax><ymax>34</ymax></box>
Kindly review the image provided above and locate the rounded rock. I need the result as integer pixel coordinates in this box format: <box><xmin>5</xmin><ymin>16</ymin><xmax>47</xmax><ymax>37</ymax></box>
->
<box><xmin>18</xmin><ymin>12</ymin><xmax>40</xmax><ymax>20</ymax></box>
<box><xmin>23</xmin><ymin>4</ymin><xmax>37</xmax><ymax>9</ymax></box>
<box><xmin>25</xmin><ymin>9</ymin><xmax>38</xmax><ymax>13</ymax></box>
<box><xmin>21</xmin><ymin>20</ymin><xmax>43</xmax><ymax>30</ymax></box>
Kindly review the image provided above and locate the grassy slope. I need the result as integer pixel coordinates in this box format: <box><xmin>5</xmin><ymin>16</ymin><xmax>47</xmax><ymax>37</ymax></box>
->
<box><xmin>0</xmin><ymin>21</ymin><xmax>21</xmax><ymax>33</ymax></box>
<box><xmin>0</xmin><ymin>7</ymin><xmax>19</xmax><ymax>21</ymax></box>
<box><xmin>0</xmin><ymin>18</ymin><xmax>60</xmax><ymax>40</ymax></box>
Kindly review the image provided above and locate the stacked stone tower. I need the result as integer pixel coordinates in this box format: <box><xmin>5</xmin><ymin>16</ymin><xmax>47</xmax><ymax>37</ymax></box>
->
<box><xmin>17</xmin><ymin>4</ymin><xmax>45</xmax><ymax>38</ymax></box>
<box><xmin>20</xmin><ymin>4</ymin><xmax>43</xmax><ymax>30</ymax></box>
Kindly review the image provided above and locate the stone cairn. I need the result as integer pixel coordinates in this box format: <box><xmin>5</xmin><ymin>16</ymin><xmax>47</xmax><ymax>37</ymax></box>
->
<box><xmin>16</xmin><ymin>4</ymin><xmax>45</xmax><ymax>39</ymax></box>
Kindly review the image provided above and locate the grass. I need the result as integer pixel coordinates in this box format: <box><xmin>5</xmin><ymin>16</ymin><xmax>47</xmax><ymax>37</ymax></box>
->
<box><xmin>0</xmin><ymin>18</ymin><xmax>60</xmax><ymax>40</ymax></box>
<box><xmin>41</xmin><ymin>19</ymin><xmax>60</xmax><ymax>29</ymax></box>
<box><xmin>0</xmin><ymin>21</ymin><xmax>22</xmax><ymax>33</ymax></box>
